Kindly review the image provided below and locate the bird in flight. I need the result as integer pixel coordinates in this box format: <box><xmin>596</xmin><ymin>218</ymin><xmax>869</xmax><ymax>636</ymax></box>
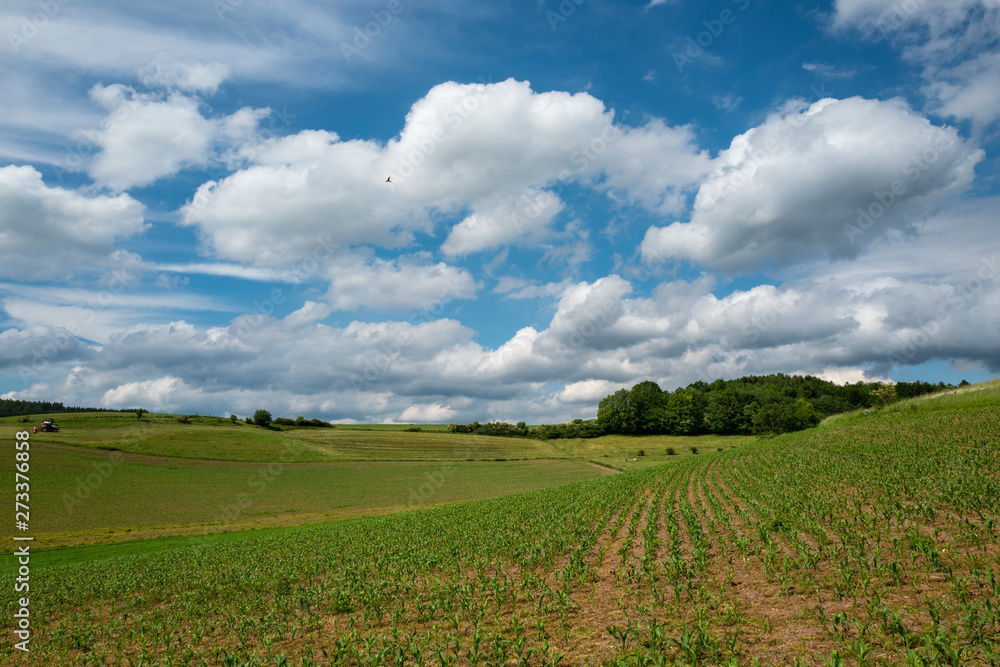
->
<box><xmin>385</xmin><ymin>177</ymin><xmax>392</xmax><ymax>183</ymax></box>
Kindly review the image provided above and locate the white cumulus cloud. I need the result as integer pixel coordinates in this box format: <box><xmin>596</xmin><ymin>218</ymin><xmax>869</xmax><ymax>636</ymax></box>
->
<box><xmin>325</xmin><ymin>255</ymin><xmax>478</xmax><ymax>311</ymax></box>
<box><xmin>442</xmin><ymin>189</ymin><xmax>564</xmax><ymax>256</ymax></box>
<box><xmin>181</xmin><ymin>78</ymin><xmax>710</xmax><ymax>266</ymax></box>
<box><xmin>102</xmin><ymin>376</ymin><xmax>185</xmax><ymax>411</ymax></box>
<box><xmin>85</xmin><ymin>83</ymin><xmax>269</xmax><ymax>192</ymax></box>
<box><xmin>0</xmin><ymin>165</ymin><xmax>146</xmax><ymax>279</ymax></box>
<box><xmin>641</xmin><ymin>96</ymin><xmax>983</xmax><ymax>271</ymax></box>
<box><xmin>398</xmin><ymin>403</ymin><xmax>458</xmax><ymax>423</ymax></box>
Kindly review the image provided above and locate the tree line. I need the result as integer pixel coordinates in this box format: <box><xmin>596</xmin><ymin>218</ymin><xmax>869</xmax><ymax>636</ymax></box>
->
<box><xmin>597</xmin><ymin>375</ymin><xmax>952</xmax><ymax>436</ymax></box>
<box><xmin>448</xmin><ymin>419</ymin><xmax>606</xmax><ymax>440</ymax></box>
<box><xmin>449</xmin><ymin>374</ymin><xmax>959</xmax><ymax>440</ymax></box>
<box><xmin>0</xmin><ymin>399</ymin><xmax>135</xmax><ymax>418</ymax></box>
<box><xmin>244</xmin><ymin>409</ymin><xmax>334</xmax><ymax>428</ymax></box>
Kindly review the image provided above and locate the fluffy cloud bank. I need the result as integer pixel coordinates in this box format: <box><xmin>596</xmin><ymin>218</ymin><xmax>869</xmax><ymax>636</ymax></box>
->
<box><xmin>180</xmin><ymin>78</ymin><xmax>710</xmax><ymax>267</ymax></box>
<box><xmin>0</xmin><ymin>326</ymin><xmax>93</xmax><ymax>371</ymax></box>
<box><xmin>641</xmin><ymin>96</ymin><xmax>982</xmax><ymax>271</ymax></box>
<box><xmin>8</xmin><ymin>227</ymin><xmax>998</xmax><ymax>422</ymax></box>
<box><xmin>0</xmin><ymin>165</ymin><xmax>145</xmax><ymax>279</ymax></box>
<box><xmin>325</xmin><ymin>255</ymin><xmax>478</xmax><ymax>311</ymax></box>
<box><xmin>85</xmin><ymin>83</ymin><xmax>269</xmax><ymax>192</ymax></box>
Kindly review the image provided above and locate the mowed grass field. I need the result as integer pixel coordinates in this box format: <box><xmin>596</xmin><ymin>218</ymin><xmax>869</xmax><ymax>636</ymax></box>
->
<box><xmin>1</xmin><ymin>381</ymin><xmax>997</xmax><ymax>665</ymax></box>
<box><xmin>4</xmin><ymin>412</ymin><xmax>570</xmax><ymax>461</ymax></box>
<box><xmin>0</xmin><ymin>444</ymin><xmax>618</xmax><ymax>550</ymax></box>
<box><xmin>0</xmin><ymin>423</ymin><xmax>622</xmax><ymax>554</ymax></box>
<box><xmin>4</xmin><ymin>412</ymin><xmax>751</xmax><ymax>465</ymax></box>
<box><xmin>0</xmin><ymin>412</ymin><xmax>622</xmax><ymax>551</ymax></box>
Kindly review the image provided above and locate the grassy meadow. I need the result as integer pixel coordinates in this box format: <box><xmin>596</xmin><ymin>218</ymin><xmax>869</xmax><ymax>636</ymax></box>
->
<box><xmin>1</xmin><ymin>381</ymin><xmax>998</xmax><ymax>664</ymax></box>
<box><xmin>0</xmin><ymin>446</ymin><xmax>616</xmax><ymax>551</ymax></box>
<box><xmin>0</xmin><ymin>412</ymin><xmax>627</xmax><ymax>552</ymax></box>
<box><xmin>0</xmin><ymin>409</ymin><xmax>738</xmax><ymax>552</ymax></box>
<box><xmin>2</xmin><ymin>411</ymin><xmax>571</xmax><ymax>462</ymax></box>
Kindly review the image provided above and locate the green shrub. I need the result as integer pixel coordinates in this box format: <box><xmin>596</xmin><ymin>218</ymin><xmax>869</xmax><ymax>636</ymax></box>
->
<box><xmin>253</xmin><ymin>409</ymin><xmax>272</xmax><ymax>427</ymax></box>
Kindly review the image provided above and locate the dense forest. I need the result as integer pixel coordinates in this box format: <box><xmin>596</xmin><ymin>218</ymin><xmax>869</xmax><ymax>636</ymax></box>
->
<box><xmin>450</xmin><ymin>374</ymin><xmax>959</xmax><ymax>440</ymax></box>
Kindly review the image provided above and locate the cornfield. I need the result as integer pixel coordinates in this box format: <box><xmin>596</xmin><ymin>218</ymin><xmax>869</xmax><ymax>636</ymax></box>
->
<box><xmin>3</xmin><ymin>399</ymin><xmax>998</xmax><ymax>665</ymax></box>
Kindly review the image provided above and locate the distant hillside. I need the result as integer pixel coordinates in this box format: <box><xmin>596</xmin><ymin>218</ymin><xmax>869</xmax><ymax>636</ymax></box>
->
<box><xmin>0</xmin><ymin>399</ymin><xmax>133</xmax><ymax>418</ymax></box>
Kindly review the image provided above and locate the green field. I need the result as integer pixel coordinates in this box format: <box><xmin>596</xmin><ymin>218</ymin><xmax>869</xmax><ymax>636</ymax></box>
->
<box><xmin>0</xmin><ymin>442</ymin><xmax>617</xmax><ymax>550</ymax></box>
<box><xmin>0</xmin><ymin>410</ymin><xmax>746</xmax><ymax>550</ymax></box>
<box><xmin>1</xmin><ymin>412</ymin><xmax>574</xmax><ymax>462</ymax></box>
<box><xmin>1</xmin><ymin>412</ymin><xmax>754</xmax><ymax>464</ymax></box>
<box><xmin>2</xmin><ymin>383</ymin><xmax>998</xmax><ymax>664</ymax></box>
<box><xmin>551</xmin><ymin>432</ymin><xmax>755</xmax><ymax>469</ymax></box>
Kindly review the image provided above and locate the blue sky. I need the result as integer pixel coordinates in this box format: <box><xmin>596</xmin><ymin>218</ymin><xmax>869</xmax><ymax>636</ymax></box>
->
<box><xmin>1</xmin><ymin>0</ymin><xmax>998</xmax><ymax>423</ymax></box>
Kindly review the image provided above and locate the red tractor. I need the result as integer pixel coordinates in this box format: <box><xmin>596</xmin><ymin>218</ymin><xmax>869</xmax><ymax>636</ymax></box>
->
<box><xmin>33</xmin><ymin>421</ymin><xmax>59</xmax><ymax>433</ymax></box>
